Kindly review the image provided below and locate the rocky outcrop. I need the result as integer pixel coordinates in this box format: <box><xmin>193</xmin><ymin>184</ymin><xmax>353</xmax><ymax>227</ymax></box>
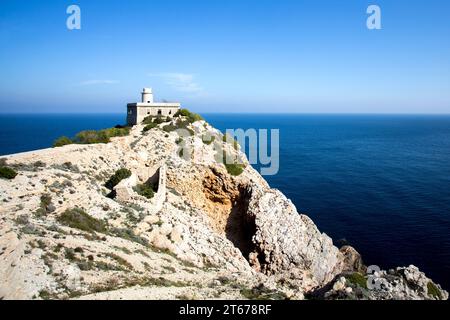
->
<box><xmin>340</xmin><ymin>246</ymin><xmax>366</xmax><ymax>274</ymax></box>
<box><xmin>322</xmin><ymin>265</ymin><xmax>449</xmax><ymax>300</ymax></box>
<box><xmin>0</xmin><ymin>116</ymin><xmax>447</xmax><ymax>300</ymax></box>
<box><xmin>246</xmin><ymin>185</ymin><xmax>344</xmax><ymax>285</ymax></box>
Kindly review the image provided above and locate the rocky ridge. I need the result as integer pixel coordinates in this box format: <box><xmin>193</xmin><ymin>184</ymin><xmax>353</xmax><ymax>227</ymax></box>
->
<box><xmin>0</xmin><ymin>116</ymin><xmax>447</xmax><ymax>300</ymax></box>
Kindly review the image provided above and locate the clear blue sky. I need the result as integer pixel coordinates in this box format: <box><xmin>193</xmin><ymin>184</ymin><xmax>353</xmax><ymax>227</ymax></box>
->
<box><xmin>0</xmin><ymin>0</ymin><xmax>449</xmax><ymax>113</ymax></box>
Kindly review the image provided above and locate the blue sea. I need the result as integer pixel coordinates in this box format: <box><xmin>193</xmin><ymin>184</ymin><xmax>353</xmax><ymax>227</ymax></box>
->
<box><xmin>1</xmin><ymin>113</ymin><xmax>449</xmax><ymax>289</ymax></box>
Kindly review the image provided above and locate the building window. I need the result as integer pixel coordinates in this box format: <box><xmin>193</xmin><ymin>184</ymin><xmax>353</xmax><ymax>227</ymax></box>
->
<box><xmin>158</xmin><ymin>110</ymin><xmax>162</xmax><ymax>115</ymax></box>
<box><xmin>169</xmin><ymin>110</ymin><xmax>172</xmax><ymax>115</ymax></box>
<box><xmin>147</xmin><ymin>112</ymin><xmax>150</xmax><ymax>115</ymax></box>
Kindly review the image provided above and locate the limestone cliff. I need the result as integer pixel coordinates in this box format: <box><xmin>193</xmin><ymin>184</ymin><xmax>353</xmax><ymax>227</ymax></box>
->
<box><xmin>0</xmin><ymin>116</ymin><xmax>447</xmax><ymax>300</ymax></box>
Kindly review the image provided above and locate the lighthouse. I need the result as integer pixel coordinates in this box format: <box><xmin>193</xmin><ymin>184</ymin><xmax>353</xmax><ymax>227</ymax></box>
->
<box><xmin>127</xmin><ymin>87</ymin><xmax>181</xmax><ymax>126</ymax></box>
<box><xmin>141</xmin><ymin>88</ymin><xmax>154</xmax><ymax>103</ymax></box>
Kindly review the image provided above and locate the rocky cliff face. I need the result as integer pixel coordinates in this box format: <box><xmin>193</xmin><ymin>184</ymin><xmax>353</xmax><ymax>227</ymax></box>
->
<box><xmin>0</xmin><ymin>117</ymin><xmax>447</xmax><ymax>300</ymax></box>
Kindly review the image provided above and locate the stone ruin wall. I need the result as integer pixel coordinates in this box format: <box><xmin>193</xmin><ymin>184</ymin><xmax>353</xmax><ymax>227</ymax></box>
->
<box><xmin>114</xmin><ymin>164</ymin><xmax>167</xmax><ymax>215</ymax></box>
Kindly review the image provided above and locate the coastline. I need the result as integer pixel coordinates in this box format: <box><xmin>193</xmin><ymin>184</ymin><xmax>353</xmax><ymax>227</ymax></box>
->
<box><xmin>0</xmin><ymin>116</ymin><xmax>447</xmax><ymax>300</ymax></box>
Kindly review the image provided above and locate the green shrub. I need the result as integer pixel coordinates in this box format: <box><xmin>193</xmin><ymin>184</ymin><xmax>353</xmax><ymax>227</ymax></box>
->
<box><xmin>36</xmin><ymin>193</ymin><xmax>55</xmax><ymax>216</ymax></box>
<box><xmin>53</xmin><ymin>126</ymin><xmax>129</xmax><ymax>147</ymax></box>
<box><xmin>427</xmin><ymin>281</ymin><xmax>442</xmax><ymax>299</ymax></box>
<box><xmin>105</xmin><ymin>168</ymin><xmax>132</xmax><ymax>190</ymax></box>
<box><xmin>143</xmin><ymin>122</ymin><xmax>157</xmax><ymax>132</ymax></box>
<box><xmin>40</xmin><ymin>194</ymin><xmax>52</xmax><ymax>208</ymax></box>
<box><xmin>57</xmin><ymin>208</ymin><xmax>107</xmax><ymax>233</ymax></box>
<box><xmin>174</xmin><ymin>109</ymin><xmax>189</xmax><ymax>117</ymax></box>
<box><xmin>142</xmin><ymin>116</ymin><xmax>155</xmax><ymax>125</ymax></box>
<box><xmin>174</xmin><ymin>108</ymin><xmax>203</xmax><ymax>123</ymax></box>
<box><xmin>39</xmin><ymin>289</ymin><xmax>53</xmax><ymax>300</ymax></box>
<box><xmin>143</xmin><ymin>116</ymin><xmax>169</xmax><ymax>125</ymax></box>
<box><xmin>75</xmin><ymin>130</ymin><xmax>109</xmax><ymax>144</ymax></box>
<box><xmin>0</xmin><ymin>166</ymin><xmax>18</xmax><ymax>180</ymax></box>
<box><xmin>102</xmin><ymin>127</ymin><xmax>130</xmax><ymax>138</ymax></box>
<box><xmin>134</xmin><ymin>183</ymin><xmax>155</xmax><ymax>199</ymax></box>
<box><xmin>189</xmin><ymin>113</ymin><xmax>203</xmax><ymax>123</ymax></box>
<box><xmin>53</xmin><ymin>136</ymin><xmax>73</xmax><ymax>147</ymax></box>
<box><xmin>222</xmin><ymin>151</ymin><xmax>245</xmax><ymax>176</ymax></box>
<box><xmin>176</xmin><ymin>119</ymin><xmax>194</xmax><ymax>135</ymax></box>
<box><xmin>162</xmin><ymin>124</ymin><xmax>177</xmax><ymax>133</ymax></box>
<box><xmin>240</xmin><ymin>284</ymin><xmax>288</xmax><ymax>300</ymax></box>
<box><xmin>225</xmin><ymin>163</ymin><xmax>245</xmax><ymax>176</ymax></box>
<box><xmin>160</xmin><ymin>118</ymin><xmax>196</xmax><ymax>135</ymax></box>
<box><xmin>110</xmin><ymin>227</ymin><xmax>149</xmax><ymax>246</ymax></box>
<box><xmin>153</xmin><ymin>116</ymin><xmax>168</xmax><ymax>124</ymax></box>
<box><xmin>345</xmin><ymin>272</ymin><xmax>367</xmax><ymax>289</ymax></box>
<box><xmin>106</xmin><ymin>253</ymin><xmax>133</xmax><ymax>269</ymax></box>
<box><xmin>64</xmin><ymin>247</ymin><xmax>76</xmax><ymax>261</ymax></box>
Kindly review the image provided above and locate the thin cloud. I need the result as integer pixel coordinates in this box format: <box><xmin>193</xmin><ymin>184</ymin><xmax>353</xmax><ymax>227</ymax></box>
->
<box><xmin>148</xmin><ymin>73</ymin><xmax>203</xmax><ymax>93</ymax></box>
<box><xmin>79</xmin><ymin>79</ymin><xmax>120</xmax><ymax>86</ymax></box>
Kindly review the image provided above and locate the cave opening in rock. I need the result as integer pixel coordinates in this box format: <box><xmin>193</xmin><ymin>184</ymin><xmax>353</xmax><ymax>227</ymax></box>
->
<box><xmin>201</xmin><ymin>168</ymin><xmax>258</xmax><ymax>264</ymax></box>
<box><xmin>224</xmin><ymin>186</ymin><xmax>255</xmax><ymax>260</ymax></box>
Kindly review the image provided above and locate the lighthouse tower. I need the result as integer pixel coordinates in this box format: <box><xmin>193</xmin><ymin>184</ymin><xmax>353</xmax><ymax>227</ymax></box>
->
<box><xmin>141</xmin><ymin>87</ymin><xmax>154</xmax><ymax>103</ymax></box>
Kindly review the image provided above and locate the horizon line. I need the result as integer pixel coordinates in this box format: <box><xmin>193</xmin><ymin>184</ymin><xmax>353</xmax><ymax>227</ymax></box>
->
<box><xmin>2</xmin><ymin>112</ymin><xmax>450</xmax><ymax>116</ymax></box>
<box><xmin>0</xmin><ymin>112</ymin><xmax>450</xmax><ymax>117</ymax></box>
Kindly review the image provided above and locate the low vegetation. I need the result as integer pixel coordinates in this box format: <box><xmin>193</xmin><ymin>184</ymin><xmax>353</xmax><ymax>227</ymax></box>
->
<box><xmin>35</xmin><ymin>193</ymin><xmax>55</xmax><ymax>217</ymax></box>
<box><xmin>162</xmin><ymin>123</ymin><xmax>177</xmax><ymax>133</ymax></box>
<box><xmin>143</xmin><ymin>115</ymin><xmax>170</xmax><ymax>125</ymax></box>
<box><xmin>0</xmin><ymin>166</ymin><xmax>18</xmax><ymax>180</ymax></box>
<box><xmin>225</xmin><ymin>163</ymin><xmax>245</xmax><ymax>176</ymax></box>
<box><xmin>57</xmin><ymin>208</ymin><xmax>107</xmax><ymax>233</ymax></box>
<box><xmin>133</xmin><ymin>183</ymin><xmax>156</xmax><ymax>199</ymax></box>
<box><xmin>110</xmin><ymin>227</ymin><xmax>149</xmax><ymax>246</ymax></box>
<box><xmin>53</xmin><ymin>136</ymin><xmax>72</xmax><ymax>147</ymax></box>
<box><xmin>239</xmin><ymin>284</ymin><xmax>288</xmax><ymax>300</ymax></box>
<box><xmin>221</xmin><ymin>151</ymin><xmax>245</xmax><ymax>176</ymax></box>
<box><xmin>105</xmin><ymin>168</ymin><xmax>132</xmax><ymax>190</ymax></box>
<box><xmin>345</xmin><ymin>272</ymin><xmax>368</xmax><ymax>289</ymax></box>
<box><xmin>53</xmin><ymin>126</ymin><xmax>130</xmax><ymax>147</ymax></box>
<box><xmin>153</xmin><ymin>116</ymin><xmax>169</xmax><ymax>124</ymax></box>
<box><xmin>142</xmin><ymin>109</ymin><xmax>202</xmax><ymax>135</ymax></box>
<box><xmin>142</xmin><ymin>122</ymin><xmax>157</xmax><ymax>132</ymax></box>
<box><xmin>162</xmin><ymin>118</ymin><xmax>195</xmax><ymax>136</ymax></box>
<box><xmin>40</xmin><ymin>194</ymin><xmax>52</xmax><ymax>208</ymax></box>
<box><xmin>126</xmin><ymin>276</ymin><xmax>187</xmax><ymax>288</ymax></box>
<box><xmin>106</xmin><ymin>253</ymin><xmax>133</xmax><ymax>270</ymax></box>
<box><xmin>427</xmin><ymin>281</ymin><xmax>442</xmax><ymax>299</ymax></box>
<box><xmin>174</xmin><ymin>108</ymin><xmax>203</xmax><ymax>123</ymax></box>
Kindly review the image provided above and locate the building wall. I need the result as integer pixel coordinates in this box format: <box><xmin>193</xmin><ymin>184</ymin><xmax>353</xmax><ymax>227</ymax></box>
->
<box><xmin>127</xmin><ymin>105</ymin><xmax>180</xmax><ymax>126</ymax></box>
<box><xmin>113</xmin><ymin>164</ymin><xmax>167</xmax><ymax>216</ymax></box>
<box><xmin>127</xmin><ymin>106</ymin><xmax>138</xmax><ymax>126</ymax></box>
<box><xmin>136</xmin><ymin>107</ymin><xmax>179</xmax><ymax>124</ymax></box>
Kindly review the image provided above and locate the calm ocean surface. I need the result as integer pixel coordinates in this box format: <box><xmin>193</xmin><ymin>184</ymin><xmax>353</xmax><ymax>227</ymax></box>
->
<box><xmin>1</xmin><ymin>113</ymin><xmax>449</xmax><ymax>289</ymax></box>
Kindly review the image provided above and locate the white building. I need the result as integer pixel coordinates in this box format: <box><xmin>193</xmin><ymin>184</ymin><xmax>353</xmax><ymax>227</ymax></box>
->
<box><xmin>127</xmin><ymin>88</ymin><xmax>181</xmax><ymax>125</ymax></box>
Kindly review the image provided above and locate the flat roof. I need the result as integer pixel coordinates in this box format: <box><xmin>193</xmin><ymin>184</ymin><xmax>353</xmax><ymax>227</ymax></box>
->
<box><xmin>127</xmin><ymin>102</ymin><xmax>181</xmax><ymax>108</ymax></box>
